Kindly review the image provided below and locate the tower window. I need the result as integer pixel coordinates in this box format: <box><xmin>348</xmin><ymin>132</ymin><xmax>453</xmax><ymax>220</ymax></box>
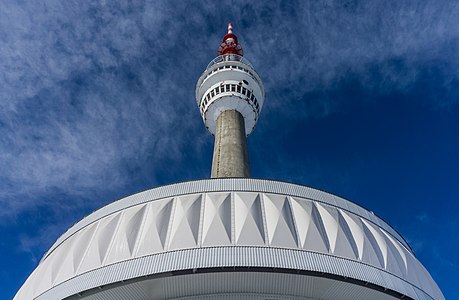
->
<box><xmin>231</xmin><ymin>85</ymin><xmax>236</xmax><ymax>92</ymax></box>
<box><xmin>242</xmin><ymin>87</ymin><xmax>247</xmax><ymax>95</ymax></box>
<box><xmin>250</xmin><ymin>94</ymin><xmax>255</xmax><ymax>101</ymax></box>
<box><xmin>211</xmin><ymin>91</ymin><xmax>215</xmax><ymax>97</ymax></box>
<box><xmin>247</xmin><ymin>91</ymin><xmax>252</xmax><ymax>98</ymax></box>
<box><xmin>236</xmin><ymin>85</ymin><xmax>241</xmax><ymax>93</ymax></box>
<box><xmin>243</xmin><ymin>80</ymin><xmax>248</xmax><ymax>85</ymax></box>
<box><xmin>226</xmin><ymin>84</ymin><xmax>230</xmax><ymax>92</ymax></box>
<box><xmin>216</xmin><ymin>87</ymin><xmax>220</xmax><ymax>94</ymax></box>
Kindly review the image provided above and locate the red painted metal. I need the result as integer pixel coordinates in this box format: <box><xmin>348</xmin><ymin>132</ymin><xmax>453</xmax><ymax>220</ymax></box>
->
<box><xmin>218</xmin><ymin>23</ymin><xmax>244</xmax><ymax>56</ymax></box>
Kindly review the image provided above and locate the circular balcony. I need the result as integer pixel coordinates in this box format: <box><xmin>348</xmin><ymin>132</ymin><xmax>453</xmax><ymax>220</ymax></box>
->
<box><xmin>206</xmin><ymin>54</ymin><xmax>254</xmax><ymax>70</ymax></box>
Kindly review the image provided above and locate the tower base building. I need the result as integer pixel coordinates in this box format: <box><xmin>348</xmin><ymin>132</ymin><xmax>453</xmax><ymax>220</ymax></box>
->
<box><xmin>15</xmin><ymin>179</ymin><xmax>444</xmax><ymax>300</ymax></box>
<box><xmin>14</xmin><ymin>25</ymin><xmax>444</xmax><ymax>300</ymax></box>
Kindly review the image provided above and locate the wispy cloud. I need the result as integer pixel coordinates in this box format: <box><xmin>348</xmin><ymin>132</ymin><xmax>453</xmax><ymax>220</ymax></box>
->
<box><xmin>0</xmin><ymin>0</ymin><xmax>458</xmax><ymax>221</ymax></box>
<box><xmin>236</xmin><ymin>1</ymin><xmax>459</xmax><ymax>113</ymax></box>
<box><xmin>0</xmin><ymin>1</ymin><xmax>203</xmax><ymax>219</ymax></box>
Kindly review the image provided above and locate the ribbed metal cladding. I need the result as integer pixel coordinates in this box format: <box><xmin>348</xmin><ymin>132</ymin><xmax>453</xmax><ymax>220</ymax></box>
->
<box><xmin>42</xmin><ymin>179</ymin><xmax>410</xmax><ymax>259</ymax></box>
<box><xmin>15</xmin><ymin>179</ymin><xmax>443</xmax><ymax>300</ymax></box>
<box><xmin>36</xmin><ymin>247</ymin><xmax>434</xmax><ymax>300</ymax></box>
<box><xmin>66</xmin><ymin>272</ymin><xmax>401</xmax><ymax>300</ymax></box>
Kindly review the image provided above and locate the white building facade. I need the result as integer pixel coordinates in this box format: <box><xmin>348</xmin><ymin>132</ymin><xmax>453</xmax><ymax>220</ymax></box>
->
<box><xmin>14</xmin><ymin>179</ymin><xmax>444</xmax><ymax>300</ymax></box>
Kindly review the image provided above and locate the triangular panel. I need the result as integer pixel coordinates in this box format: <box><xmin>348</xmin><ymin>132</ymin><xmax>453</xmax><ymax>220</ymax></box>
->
<box><xmin>105</xmin><ymin>204</ymin><xmax>147</xmax><ymax>265</ymax></box>
<box><xmin>156</xmin><ymin>199</ymin><xmax>173</xmax><ymax>248</ymax></box>
<box><xmin>339</xmin><ymin>210</ymin><xmax>364</xmax><ymax>260</ymax></box>
<box><xmin>202</xmin><ymin>193</ymin><xmax>231</xmax><ymax>246</ymax></box>
<box><xmin>314</xmin><ymin>203</ymin><xmax>339</xmax><ymax>253</ymax></box>
<box><xmin>73</xmin><ymin>223</ymin><xmax>97</xmax><ymax>273</ymax></box>
<box><xmin>290</xmin><ymin>197</ymin><xmax>313</xmax><ymax>248</ymax></box>
<box><xmin>136</xmin><ymin>199</ymin><xmax>173</xmax><ymax>256</ymax></box>
<box><xmin>381</xmin><ymin>230</ymin><xmax>408</xmax><ymax>272</ymax></box>
<box><xmin>53</xmin><ymin>232</ymin><xmax>83</xmax><ymax>285</ymax></box>
<box><xmin>361</xmin><ymin>219</ymin><xmax>387</xmax><ymax>269</ymax></box>
<box><xmin>303</xmin><ymin>203</ymin><xmax>329</xmax><ymax>253</ymax></box>
<box><xmin>78</xmin><ymin>214</ymin><xmax>119</xmax><ymax>274</ymax></box>
<box><xmin>333</xmin><ymin>212</ymin><xmax>358</xmax><ymax>260</ymax></box>
<box><xmin>98</xmin><ymin>213</ymin><xmax>121</xmax><ymax>263</ymax></box>
<box><xmin>50</xmin><ymin>231</ymin><xmax>77</xmax><ymax>284</ymax></box>
<box><xmin>126</xmin><ymin>205</ymin><xmax>147</xmax><ymax>254</ymax></box>
<box><xmin>168</xmin><ymin>194</ymin><xmax>202</xmax><ymax>250</ymax></box>
<box><xmin>384</xmin><ymin>238</ymin><xmax>406</xmax><ymax>277</ymax></box>
<box><xmin>381</xmin><ymin>230</ymin><xmax>407</xmax><ymax>277</ymax></box>
<box><xmin>234</xmin><ymin>192</ymin><xmax>265</xmax><ymax>245</ymax></box>
<box><xmin>263</xmin><ymin>194</ymin><xmax>297</xmax><ymax>248</ymax></box>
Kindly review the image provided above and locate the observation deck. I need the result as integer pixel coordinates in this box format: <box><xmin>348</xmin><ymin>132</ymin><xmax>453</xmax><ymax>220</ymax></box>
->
<box><xmin>196</xmin><ymin>54</ymin><xmax>264</xmax><ymax>136</ymax></box>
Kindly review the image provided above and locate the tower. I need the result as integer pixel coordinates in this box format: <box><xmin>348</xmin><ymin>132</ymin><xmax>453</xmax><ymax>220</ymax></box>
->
<box><xmin>14</xmin><ymin>24</ymin><xmax>444</xmax><ymax>300</ymax></box>
<box><xmin>196</xmin><ymin>23</ymin><xmax>264</xmax><ymax>178</ymax></box>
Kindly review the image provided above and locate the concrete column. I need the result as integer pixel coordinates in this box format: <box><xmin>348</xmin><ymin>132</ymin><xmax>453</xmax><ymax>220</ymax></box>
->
<box><xmin>211</xmin><ymin>110</ymin><xmax>250</xmax><ymax>178</ymax></box>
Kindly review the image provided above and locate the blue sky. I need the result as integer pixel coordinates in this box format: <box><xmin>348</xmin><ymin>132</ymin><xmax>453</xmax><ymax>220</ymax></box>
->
<box><xmin>1</xmin><ymin>1</ymin><xmax>458</xmax><ymax>299</ymax></box>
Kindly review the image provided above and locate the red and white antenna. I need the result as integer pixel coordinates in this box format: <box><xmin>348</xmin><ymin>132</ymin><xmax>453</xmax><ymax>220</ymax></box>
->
<box><xmin>218</xmin><ymin>23</ymin><xmax>243</xmax><ymax>56</ymax></box>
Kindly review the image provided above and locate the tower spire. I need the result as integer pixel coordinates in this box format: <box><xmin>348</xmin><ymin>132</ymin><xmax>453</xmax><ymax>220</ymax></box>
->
<box><xmin>196</xmin><ymin>24</ymin><xmax>264</xmax><ymax>177</ymax></box>
<box><xmin>218</xmin><ymin>23</ymin><xmax>243</xmax><ymax>56</ymax></box>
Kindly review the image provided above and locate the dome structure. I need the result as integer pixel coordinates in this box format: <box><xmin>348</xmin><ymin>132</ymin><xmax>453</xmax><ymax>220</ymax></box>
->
<box><xmin>15</xmin><ymin>179</ymin><xmax>443</xmax><ymax>300</ymax></box>
<box><xmin>14</xmin><ymin>24</ymin><xmax>444</xmax><ymax>300</ymax></box>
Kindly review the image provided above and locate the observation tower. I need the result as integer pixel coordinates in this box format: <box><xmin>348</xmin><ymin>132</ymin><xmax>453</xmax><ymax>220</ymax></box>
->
<box><xmin>14</xmin><ymin>24</ymin><xmax>444</xmax><ymax>300</ymax></box>
<box><xmin>196</xmin><ymin>23</ymin><xmax>264</xmax><ymax>178</ymax></box>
